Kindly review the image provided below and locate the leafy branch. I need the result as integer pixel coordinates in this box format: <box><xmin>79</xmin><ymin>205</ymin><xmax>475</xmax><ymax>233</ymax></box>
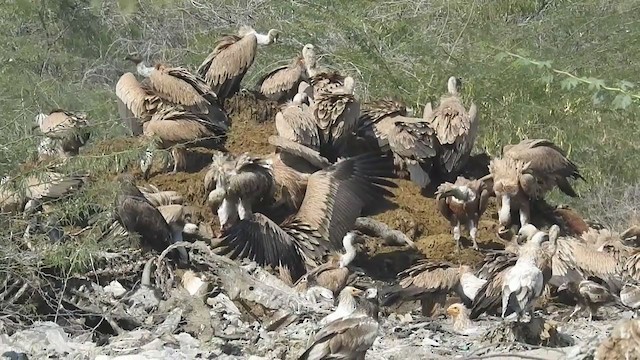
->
<box><xmin>496</xmin><ymin>50</ymin><xmax>639</xmax><ymax>110</ymax></box>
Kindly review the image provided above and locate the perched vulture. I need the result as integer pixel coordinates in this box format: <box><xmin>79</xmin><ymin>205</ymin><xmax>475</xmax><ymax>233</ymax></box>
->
<box><xmin>500</xmin><ymin>226</ymin><xmax>556</xmax><ymax>321</ymax></box>
<box><xmin>117</xmin><ymin>57</ymin><xmax>229</xmax><ymax>178</ymax></box>
<box><xmin>594</xmin><ymin>319</ymin><xmax>640</xmax><ymax>360</ymax></box>
<box><xmin>293</xmin><ymin>232</ymin><xmax>361</xmax><ymax>296</ymax></box>
<box><xmin>557</xmin><ymin>279</ymin><xmax>614</xmax><ymax>321</ymax></box>
<box><xmin>197</xmin><ymin>26</ymin><xmax>279</xmax><ymax>101</ymax></box>
<box><xmin>140</xmin><ymin>107</ymin><xmax>228</xmax><ymax>179</ymax></box>
<box><xmin>34</xmin><ymin>109</ymin><xmax>91</xmax><ymax>160</ymax></box>
<box><xmin>204</xmin><ymin>151</ymin><xmax>276</xmax><ymax>229</ymax></box>
<box><xmin>0</xmin><ymin>171</ymin><xmax>86</xmax><ymax>214</ymax></box>
<box><xmin>490</xmin><ymin>139</ymin><xmax>583</xmax><ymax>234</ymax></box>
<box><xmin>423</xmin><ymin>76</ymin><xmax>478</xmax><ymax>180</ymax></box>
<box><xmin>357</xmin><ymin>98</ymin><xmax>438</xmax><ymax>188</ymax></box>
<box><xmin>275</xmin><ymin>92</ymin><xmax>321</xmax><ymax>152</ymax></box>
<box><xmin>300</xmin><ymin>287</ymin><xmax>379</xmax><ymax>360</ymax></box>
<box><xmin>381</xmin><ymin>260</ymin><xmax>486</xmax><ymax>316</ymax></box>
<box><xmin>312</xmin><ymin>76</ymin><xmax>360</xmax><ymax>161</ymax></box>
<box><xmin>138</xmin><ymin>185</ymin><xmax>184</xmax><ymax>207</ymax></box>
<box><xmin>114</xmin><ymin>174</ymin><xmax>188</xmax><ymax>266</ymax></box>
<box><xmin>435</xmin><ymin>176</ymin><xmax>491</xmax><ymax>250</ymax></box>
<box><xmin>255</xmin><ymin>44</ymin><xmax>311</xmax><ymax>102</ymax></box>
<box><xmin>215</xmin><ymin>153</ymin><xmax>397</xmax><ymax>281</ymax></box>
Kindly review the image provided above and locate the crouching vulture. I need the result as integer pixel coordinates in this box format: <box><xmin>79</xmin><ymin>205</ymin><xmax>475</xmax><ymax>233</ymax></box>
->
<box><xmin>115</xmin><ymin>174</ymin><xmax>188</xmax><ymax>266</ymax></box>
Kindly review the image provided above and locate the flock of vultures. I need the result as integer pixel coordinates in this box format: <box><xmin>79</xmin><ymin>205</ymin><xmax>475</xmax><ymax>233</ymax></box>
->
<box><xmin>5</xmin><ymin>25</ymin><xmax>640</xmax><ymax>359</ymax></box>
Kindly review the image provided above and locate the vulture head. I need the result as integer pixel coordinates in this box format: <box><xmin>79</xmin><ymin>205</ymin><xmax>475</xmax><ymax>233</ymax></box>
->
<box><xmin>446</xmin><ymin>303</ymin><xmax>471</xmax><ymax>332</ymax></box>
<box><xmin>34</xmin><ymin>113</ymin><xmax>47</xmax><ymax>128</ymax></box>
<box><xmin>302</xmin><ymin>44</ymin><xmax>317</xmax><ymax>69</ymax></box>
<box><xmin>517</xmin><ymin>224</ymin><xmax>539</xmax><ymax>243</ymax></box>
<box><xmin>343</xmin><ymin>76</ymin><xmax>356</xmax><ymax>95</ymax></box>
<box><xmin>621</xmin><ymin>225</ymin><xmax>640</xmax><ymax>248</ymax></box>
<box><xmin>489</xmin><ymin>157</ymin><xmax>533</xmax><ymax>231</ymax></box>
<box><xmin>238</xmin><ymin>26</ymin><xmax>279</xmax><ymax>45</ymax></box>
<box><xmin>267</xmin><ymin>29</ymin><xmax>280</xmax><ymax>44</ymax></box>
<box><xmin>125</xmin><ymin>54</ymin><xmax>154</xmax><ymax>77</ymax></box>
<box><xmin>447</xmin><ymin>76</ymin><xmax>462</xmax><ymax>96</ymax></box>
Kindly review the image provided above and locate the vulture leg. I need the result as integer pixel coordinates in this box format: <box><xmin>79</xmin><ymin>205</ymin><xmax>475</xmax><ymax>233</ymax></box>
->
<box><xmin>498</xmin><ymin>194</ymin><xmax>512</xmax><ymax>229</ymax></box>
<box><xmin>237</xmin><ymin>198</ymin><xmax>253</xmax><ymax>220</ymax></box>
<box><xmin>218</xmin><ymin>198</ymin><xmax>239</xmax><ymax>230</ymax></box>
<box><xmin>171</xmin><ymin>146</ymin><xmax>187</xmax><ymax>173</ymax></box>
<box><xmin>469</xmin><ymin>219</ymin><xmax>479</xmax><ymax>250</ymax></box>
<box><xmin>519</xmin><ymin>201</ymin><xmax>531</xmax><ymax>228</ymax></box>
<box><xmin>140</xmin><ymin>146</ymin><xmax>155</xmax><ymax>180</ymax></box>
<box><xmin>568</xmin><ymin>304</ymin><xmax>581</xmax><ymax>320</ymax></box>
<box><xmin>453</xmin><ymin>221</ymin><xmax>462</xmax><ymax>251</ymax></box>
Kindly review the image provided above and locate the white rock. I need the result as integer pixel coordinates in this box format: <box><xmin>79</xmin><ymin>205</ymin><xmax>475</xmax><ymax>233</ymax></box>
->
<box><xmin>104</xmin><ymin>280</ymin><xmax>127</xmax><ymax>298</ymax></box>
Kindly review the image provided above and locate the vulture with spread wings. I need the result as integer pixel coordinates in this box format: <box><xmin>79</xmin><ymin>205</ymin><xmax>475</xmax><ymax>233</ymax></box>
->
<box><xmin>215</xmin><ymin>153</ymin><xmax>397</xmax><ymax>281</ymax></box>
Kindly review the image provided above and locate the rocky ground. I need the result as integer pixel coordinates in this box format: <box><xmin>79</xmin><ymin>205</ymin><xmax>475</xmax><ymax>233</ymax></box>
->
<box><xmin>0</xmin><ymin>95</ymin><xmax>621</xmax><ymax>359</ymax></box>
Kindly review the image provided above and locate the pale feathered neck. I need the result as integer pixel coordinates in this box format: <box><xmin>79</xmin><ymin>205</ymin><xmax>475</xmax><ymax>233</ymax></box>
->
<box><xmin>136</xmin><ymin>62</ymin><xmax>154</xmax><ymax>77</ymax></box>
<box><xmin>302</xmin><ymin>44</ymin><xmax>317</xmax><ymax>71</ymax></box>
<box><xmin>240</xmin><ymin>27</ymin><xmax>275</xmax><ymax>45</ymax></box>
<box><xmin>339</xmin><ymin>232</ymin><xmax>357</xmax><ymax>267</ymax></box>
<box><xmin>35</xmin><ymin>113</ymin><xmax>47</xmax><ymax>127</ymax></box>
<box><xmin>447</xmin><ymin>76</ymin><xmax>460</xmax><ymax>96</ymax></box>
<box><xmin>342</xmin><ymin>76</ymin><xmax>355</xmax><ymax>94</ymax></box>
<box><xmin>448</xmin><ymin>185</ymin><xmax>476</xmax><ymax>203</ymax></box>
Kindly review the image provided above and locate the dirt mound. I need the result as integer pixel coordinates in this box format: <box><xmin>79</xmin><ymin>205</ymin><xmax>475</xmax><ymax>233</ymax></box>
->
<box><xmin>85</xmin><ymin>94</ymin><xmax>506</xmax><ymax>275</ymax></box>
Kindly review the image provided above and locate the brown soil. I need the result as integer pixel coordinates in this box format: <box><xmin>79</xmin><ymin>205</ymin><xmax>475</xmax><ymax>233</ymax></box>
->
<box><xmin>84</xmin><ymin>94</ymin><xmax>507</xmax><ymax>277</ymax></box>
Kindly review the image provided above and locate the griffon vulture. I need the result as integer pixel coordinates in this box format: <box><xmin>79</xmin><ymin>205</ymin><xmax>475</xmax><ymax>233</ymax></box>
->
<box><xmin>140</xmin><ymin>107</ymin><xmax>228</xmax><ymax>179</ymax></box>
<box><xmin>491</xmin><ymin>139</ymin><xmax>583</xmax><ymax>234</ymax></box>
<box><xmin>275</xmin><ymin>92</ymin><xmax>321</xmax><ymax>152</ymax></box>
<box><xmin>197</xmin><ymin>26</ymin><xmax>279</xmax><ymax>101</ymax></box>
<box><xmin>34</xmin><ymin>110</ymin><xmax>91</xmax><ymax>160</ymax></box>
<box><xmin>436</xmin><ymin>176</ymin><xmax>491</xmax><ymax>250</ymax></box>
<box><xmin>557</xmin><ymin>279</ymin><xmax>614</xmax><ymax>321</ymax></box>
<box><xmin>423</xmin><ymin>76</ymin><xmax>479</xmax><ymax>179</ymax></box>
<box><xmin>114</xmin><ymin>174</ymin><xmax>188</xmax><ymax>266</ymax></box>
<box><xmin>381</xmin><ymin>260</ymin><xmax>486</xmax><ymax>316</ymax></box>
<box><xmin>0</xmin><ymin>171</ymin><xmax>86</xmax><ymax>214</ymax></box>
<box><xmin>215</xmin><ymin>153</ymin><xmax>397</xmax><ymax>281</ymax></box>
<box><xmin>311</xmin><ymin>76</ymin><xmax>360</xmax><ymax>161</ymax></box>
<box><xmin>293</xmin><ymin>231</ymin><xmax>362</xmax><ymax>296</ymax></box>
<box><xmin>594</xmin><ymin>319</ymin><xmax>640</xmax><ymax>360</ymax></box>
<box><xmin>117</xmin><ymin>57</ymin><xmax>229</xmax><ymax>178</ymax></box>
<box><xmin>204</xmin><ymin>151</ymin><xmax>276</xmax><ymax>228</ymax></box>
<box><xmin>300</xmin><ymin>287</ymin><xmax>379</xmax><ymax>360</ymax></box>
<box><xmin>255</xmin><ymin>45</ymin><xmax>311</xmax><ymax>102</ymax></box>
<box><xmin>357</xmin><ymin>98</ymin><xmax>438</xmax><ymax>188</ymax></box>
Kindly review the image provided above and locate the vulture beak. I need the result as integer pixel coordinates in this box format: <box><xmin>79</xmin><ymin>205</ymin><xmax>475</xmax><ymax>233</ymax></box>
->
<box><xmin>351</xmin><ymin>288</ymin><xmax>364</xmax><ymax>297</ymax></box>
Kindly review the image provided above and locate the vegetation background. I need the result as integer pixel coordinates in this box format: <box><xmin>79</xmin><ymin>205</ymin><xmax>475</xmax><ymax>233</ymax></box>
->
<box><xmin>2</xmin><ymin>0</ymin><xmax>640</xmax><ymax>273</ymax></box>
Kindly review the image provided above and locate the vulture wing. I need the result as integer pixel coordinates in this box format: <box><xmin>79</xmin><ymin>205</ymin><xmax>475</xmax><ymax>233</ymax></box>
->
<box><xmin>275</xmin><ymin>103</ymin><xmax>321</xmax><ymax>150</ymax></box>
<box><xmin>197</xmin><ymin>34</ymin><xmax>255</xmax><ymax>100</ymax></box>
<box><xmin>295</xmin><ymin>153</ymin><xmax>397</xmax><ymax>252</ymax></box>
<box><xmin>256</xmin><ymin>59</ymin><xmax>307</xmax><ymax>100</ymax></box>
<box><xmin>299</xmin><ymin>315</ymin><xmax>378</xmax><ymax>360</ymax></box>
<box><xmin>116</xmin><ymin>195</ymin><xmax>188</xmax><ymax>265</ymax></box>
<box><xmin>216</xmin><ymin>212</ymin><xmax>311</xmax><ymax>280</ymax></box>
